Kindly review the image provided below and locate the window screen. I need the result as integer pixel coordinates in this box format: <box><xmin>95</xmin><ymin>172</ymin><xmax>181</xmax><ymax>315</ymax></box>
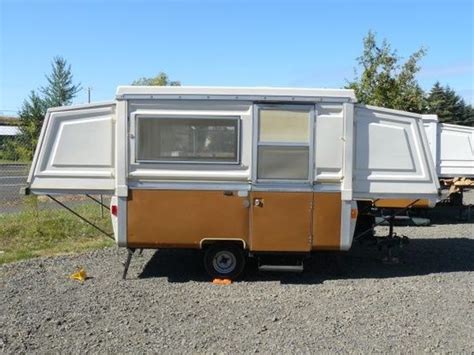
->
<box><xmin>257</xmin><ymin>107</ymin><xmax>311</xmax><ymax>180</ymax></box>
<box><xmin>136</xmin><ymin>117</ymin><xmax>239</xmax><ymax>163</ymax></box>
<box><xmin>259</xmin><ymin>109</ymin><xmax>309</xmax><ymax>143</ymax></box>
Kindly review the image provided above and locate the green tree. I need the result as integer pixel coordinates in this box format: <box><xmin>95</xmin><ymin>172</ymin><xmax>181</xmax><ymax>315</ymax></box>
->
<box><xmin>346</xmin><ymin>31</ymin><xmax>426</xmax><ymax>112</ymax></box>
<box><xmin>463</xmin><ymin>105</ymin><xmax>474</xmax><ymax>126</ymax></box>
<box><xmin>2</xmin><ymin>57</ymin><xmax>81</xmax><ymax>160</ymax></box>
<box><xmin>425</xmin><ymin>82</ymin><xmax>473</xmax><ymax>126</ymax></box>
<box><xmin>41</xmin><ymin>56</ymin><xmax>82</xmax><ymax>107</ymax></box>
<box><xmin>1</xmin><ymin>91</ymin><xmax>46</xmax><ymax>161</ymax></box>
<box><xmin>132</xmin><ymin>72</ymin><xmax>180</xmax><ymax>86</ymax></box>
<box><xmin>17</xmin><ymin>91</ymin><xmax>48</xmax><ymax>160</ymax></box>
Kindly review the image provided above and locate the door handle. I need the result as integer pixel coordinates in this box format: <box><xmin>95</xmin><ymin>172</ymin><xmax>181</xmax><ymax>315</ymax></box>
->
<box><xmin>254</xmin><ymin>198</ymin><xmax>264</xmax><ymax>207</ymax></box>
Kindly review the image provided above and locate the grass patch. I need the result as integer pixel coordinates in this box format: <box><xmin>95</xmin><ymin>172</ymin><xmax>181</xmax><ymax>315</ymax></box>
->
<box><xmin>0</xmin><ymin>203</ymin><xmax>114</xmax><ymax>265</ymax></box>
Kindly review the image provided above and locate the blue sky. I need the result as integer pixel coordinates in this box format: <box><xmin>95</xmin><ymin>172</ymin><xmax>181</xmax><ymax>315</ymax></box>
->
<box><xmin>0</xmin><ymin>0</ymin><xmax>472</xmax><ymax>114</ymax></box>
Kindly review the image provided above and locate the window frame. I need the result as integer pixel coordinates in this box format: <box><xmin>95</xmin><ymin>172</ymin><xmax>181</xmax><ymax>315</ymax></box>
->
<box><xmin>253</xmin><ymin>104</ymin><xmax>315</xmax><ymax>183</ymax></box>
<box><xmin>132</xmin><ymin>114</ymin><xmax>242</xmax><ymax>165</ymax></box>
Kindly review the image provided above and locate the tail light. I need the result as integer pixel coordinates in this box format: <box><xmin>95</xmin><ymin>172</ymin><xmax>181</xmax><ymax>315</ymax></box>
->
<box><xmin>111</xmin><ymin>205</ymin><xmax>118</xmax><ymax>217</ymax></box>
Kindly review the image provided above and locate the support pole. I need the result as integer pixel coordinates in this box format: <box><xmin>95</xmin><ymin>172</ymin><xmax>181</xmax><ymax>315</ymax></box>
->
<box><xmin>85</xmin><ymin>194</ymin><xmax>110</xmax><ymax>210</ymax></box>
<box><xmin>100</xmin><ymin>195</ymin><xmax>104</xmax><ymax>218</ymax></box>
<box><xmin>122</xmin><ymin>248</ymin><xmax>135</xmax><ymax>280</ymax></box>
<box><xmin>388</xmin><ymin>214</ymin><xmax>395</xmax><ymax>238</ymax></box>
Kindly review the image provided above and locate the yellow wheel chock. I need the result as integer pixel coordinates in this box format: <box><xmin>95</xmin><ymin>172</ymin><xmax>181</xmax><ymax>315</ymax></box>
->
<box><xmin>70</xmin><ymin>268</ymin><xmax>87</xmax><ymax>282</ymax></box>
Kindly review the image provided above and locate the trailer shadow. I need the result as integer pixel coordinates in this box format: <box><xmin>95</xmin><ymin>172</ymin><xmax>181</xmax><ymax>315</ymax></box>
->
<box><xmin>137</xmin><ymin>237</ymin><xmax>474</xmax><ymax>284</ymax></box>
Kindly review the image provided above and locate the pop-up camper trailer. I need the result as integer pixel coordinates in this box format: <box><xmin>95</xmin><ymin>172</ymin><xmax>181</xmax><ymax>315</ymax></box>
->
<box><xmin>25</xmin><ymin>87</ymin><xmax>440</xmax><ymax>279</ymax></box>
<box><xmin>422</xmin><ymin>115</ymin><xmax>474</xmax><ymax>178</ymax></box>
<box><xmin>422</xmin><ymin>115</ymin><xmax>474</xmax><ymax>203</ymax></box>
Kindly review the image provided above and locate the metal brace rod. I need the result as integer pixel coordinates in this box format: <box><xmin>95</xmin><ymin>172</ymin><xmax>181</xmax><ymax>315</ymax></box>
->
<box><xmin>122</xmin><ymin>248</ymin><xmax>135</xmax><ymax>279</ymax></box>
<box><xmin>85</xmin><ymin>194</ymin><xmax>110</xmax><ymax>210</ymax></box>
<box><xmin>47</xmin><ymin>195</ymin><xmax>114</xmax><ymax>240</ymax></box>
<box><xmin>355</xmin><ymin>199</ymin><xmax>420</xmax><ymax>241</ymax></box>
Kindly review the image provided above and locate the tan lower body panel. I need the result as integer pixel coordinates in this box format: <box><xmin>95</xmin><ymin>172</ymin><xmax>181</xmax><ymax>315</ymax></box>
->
<box><xmin>250</xmin><ymin>192</ymin><xmax>313</xmax><ymax>252</ymax></box>
<box><xmin>127</xmin><ymin>189</ymin><xmax>344</xmax><ymax>252</ymax></box>
<box><xmin>127</xmin><ymin>189</ymin><xmax>249</xmax><ymax>248</ymax></box>
<box><xmin>373</xmin><ymin>199</ymin><xmax>430</xmax><ymax>208</ymax></box>
<box><xmin>312</xmin><ymin>192</ymin><xmax>342</xmax><ymax>250</ymax></box>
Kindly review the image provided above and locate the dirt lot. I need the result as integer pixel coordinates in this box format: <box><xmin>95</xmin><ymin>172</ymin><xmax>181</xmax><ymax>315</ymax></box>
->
<box><xmin>0</xmin><ymin>222</ymin><xmax>473</xmax><ymax>353</ymax></box>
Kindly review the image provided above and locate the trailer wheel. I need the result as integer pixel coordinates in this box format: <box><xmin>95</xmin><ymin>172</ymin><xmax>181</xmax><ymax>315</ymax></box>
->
<box><xmin>204</xmin><ymin>244</ymin><xmax>246</xmax><ymax>280</ymax></box>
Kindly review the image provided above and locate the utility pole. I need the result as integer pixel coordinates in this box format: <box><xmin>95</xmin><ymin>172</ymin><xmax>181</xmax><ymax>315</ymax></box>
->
<box><xmin>87</xmin><ymin>87</ymin><xmax>92</xmax><ymax>103</ymax></box>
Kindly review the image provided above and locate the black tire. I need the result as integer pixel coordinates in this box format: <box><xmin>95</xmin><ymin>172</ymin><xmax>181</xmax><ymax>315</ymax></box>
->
<box><xmin>203</xmin><ymin>244</ymin><xmax>246</xmax><ymax>280</ymax></box>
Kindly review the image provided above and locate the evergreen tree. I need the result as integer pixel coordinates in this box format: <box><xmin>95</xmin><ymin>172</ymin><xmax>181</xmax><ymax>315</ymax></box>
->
<box><xmin>346</xmin><ymin>31</ymin><xmax>426</xmax><ymax>113</ymax></box>
<box><xmin>425</xmin><ymin>82</ymin><xmax>473</xmax><ymax>126</ymax></box>
<box><xmin>41</xmin><ymin>56</ymin><xmax>82</xmax><ymax>107</ymax></box>
<box><xmin>462</xmin><ymin>105</ymin><xmax>474</xmax><ymax>126</ymax></box>
<box><xmin>132</xmin><ymin>72</ymin><xmax>180</xmax><ymax>86</ymax></box>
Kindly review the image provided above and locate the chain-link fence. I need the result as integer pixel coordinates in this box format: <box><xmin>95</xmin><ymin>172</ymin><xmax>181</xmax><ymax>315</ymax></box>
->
<box><xmin>0</xmin><ymin>162</ymin><xmax>30</xmax><ymax>214</ymax></box>
<box><xmin>0</xmin><ymin>161</ymin><xmax>110</xmax><ymax>214</ymax></box>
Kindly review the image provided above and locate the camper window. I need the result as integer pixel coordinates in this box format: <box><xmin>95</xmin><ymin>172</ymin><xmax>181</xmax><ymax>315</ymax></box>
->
<box><xmin>257</xmin><ymin>107</ymin><xmax>311</xmax><ymax>180</ymax></box>
<box><xmin>259</xmin><ymin>109</ymin><xmax>309</xmax><ymax>143</ymax></box>
<box><xmin>258</xmin><ymin>146</ymin><xmax>309</xmax><ymax>179</ymax></box>
<box><xmin>136</xmin><ymin>116</ymin><xmax>240</xmax><ymax>163</ymax></box>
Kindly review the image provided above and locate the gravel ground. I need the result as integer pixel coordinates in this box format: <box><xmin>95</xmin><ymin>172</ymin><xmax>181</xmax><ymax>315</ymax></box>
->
<box><xmin>1</xmin><ymin>222</ymin><xmax>473</xmax><ymax>353</ymax></box>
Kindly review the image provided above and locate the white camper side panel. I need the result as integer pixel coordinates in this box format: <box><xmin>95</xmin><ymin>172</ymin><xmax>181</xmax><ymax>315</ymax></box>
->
<box><xmin>438</xmin><ymin>123</ymin><xmax>474</xmax><ymax>177</ymax></box>
<box><xmin>314</xmin><ymin>103</ymin><xmax>344</xmax><ymax>182</ymax></box>
<box><xmin>353</xmin><ymin>105</ymin><xmax>439</xmax><ymax>199</ymax></box>
<box><xmin>422</xmin><ymin>114</ymin><xmax>439</xmax><ymax>173</ymax></box>
<box><xmin>27</xmin><ymin>102</ymin><xmax>116</xmax><ymax>194</ymax></box>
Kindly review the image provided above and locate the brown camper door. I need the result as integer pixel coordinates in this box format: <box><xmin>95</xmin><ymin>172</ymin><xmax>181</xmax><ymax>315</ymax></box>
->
<box><xmin>250</xmin><ymin>191</ymin><xmax>312</xmax><ymax>252</ymax></box>
<box><xmin>249</xmin><ymin>105</ymin><xmax>314</xmax><ymax>252</ymax></box>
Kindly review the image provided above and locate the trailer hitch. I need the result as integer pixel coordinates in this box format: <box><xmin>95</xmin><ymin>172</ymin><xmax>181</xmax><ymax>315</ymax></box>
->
<box><xmin>355</xmin><ymin>199</ymin><xmax>420</xmax><ymax>241</ymax></box>
<box><xmin>359</xmin><ymin>223</ymin><xmax>410</xmax><ymax>264</ymax></box>
<box><xmin>355</xmin><ymin>200</ymin><xmax>418</xmax><ymax>263</ymax></box>
<box><xmin>376</xmin><ymin>233</ymin><xmax>409</xmax><ymax>264</ymax></box>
